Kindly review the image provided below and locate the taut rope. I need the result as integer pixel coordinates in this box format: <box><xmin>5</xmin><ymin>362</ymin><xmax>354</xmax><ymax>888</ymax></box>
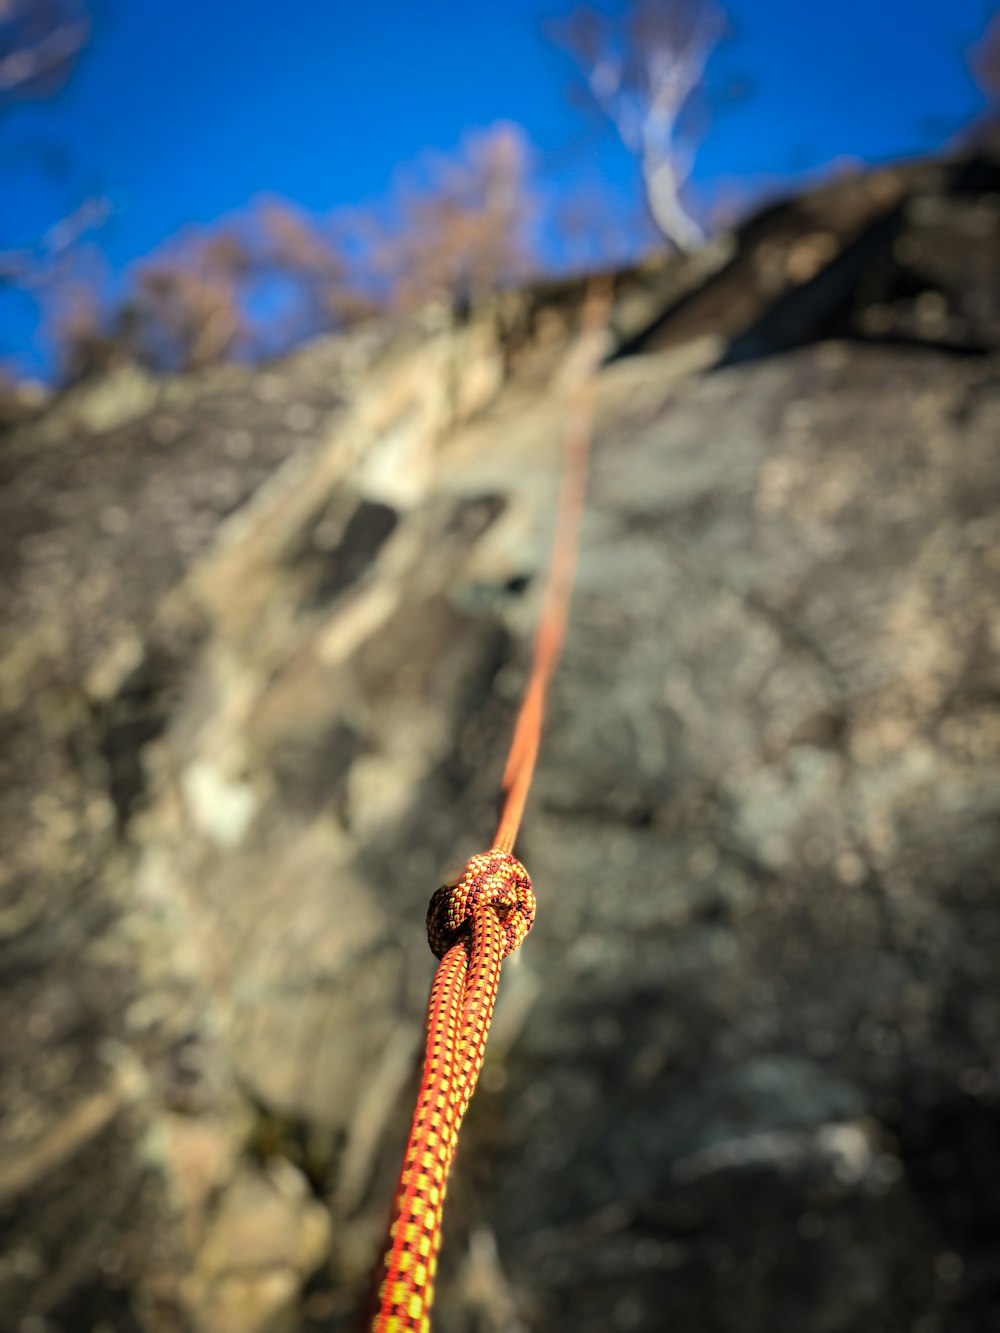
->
<box><xmin>372</xmin><ymin>277</ymin><xmax>612</xmax><ymax>1332</ymax></box>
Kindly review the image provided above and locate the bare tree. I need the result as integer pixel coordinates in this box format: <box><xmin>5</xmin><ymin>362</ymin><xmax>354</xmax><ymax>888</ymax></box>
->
<box><xmin>355</xmin><ymin>122</ymin><xmax>537</xmax><ymax>310</ymax></box>
<box><xmin>969</xmin><ymin>10</ymin><xmax>1000</xmax><ymax>109</ymax></box>
<box><xmin>42</xmin><ymin>126</ymin><xmax>537</xmax><ymax>379</ymax></box>
<box><xmin>551</xmin><ymin>0</ymin><xmax>725</xmax><ymax>252</ymax></box>
<box><xmin>49</xmin><ymin>201</ymin><xmax>373</xmax><ymax>377</ymax></box>
<box><xmin>0</xmin><ymin>0</ymin><xmax>90</xmax><ymax>107</ymax></box>
<box><xmin>0</xmin><ymin>0</ymin><xmax>106</xmax><ymax>346</ymax></box>
<box><xmin>0</xmin><ymin>195</ymin><xmax>108</xmax><ymax>288</ymax></box>
<box><xmin>128</xmin><ymin>229</ymin><xmax>251</xmax><ymax>372</ymax></box>
<box><xmin>255</xmin><ymin>197</ymin><xmax>373</xmax><ymax>330</ymax></box>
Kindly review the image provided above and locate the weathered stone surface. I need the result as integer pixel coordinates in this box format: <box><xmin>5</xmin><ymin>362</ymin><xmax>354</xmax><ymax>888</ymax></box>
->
<box><xmin>2</xmin><ymin>149</ymin><xmax>999</xmax><ymax>1333</ymax></box>
<box><xmin>181</xmin><ymin>1160</ymin><xmax>331</xmax><ymax>1333</ymax></box>
<box><xmin>468</xmin><ymin>337</ymin><xmax>999</xmax><ymax>1333</ymax></box>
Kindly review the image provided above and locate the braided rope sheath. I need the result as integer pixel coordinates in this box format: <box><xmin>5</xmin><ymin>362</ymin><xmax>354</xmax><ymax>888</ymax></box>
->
<box><xmin>371</xmin><ymin>278</ymin><xmax>611</xmax><ymax>1331</ymax></box>
<box><xmin>373</xmin><ymin>850</ymin><xmax>534</xmax><ymax>1332</ymax></box>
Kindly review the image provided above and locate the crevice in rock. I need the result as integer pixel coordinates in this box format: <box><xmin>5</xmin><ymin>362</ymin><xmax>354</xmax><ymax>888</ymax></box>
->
<box><xmin>91</xmin><ymin>646</ymin><xmax>185</xmax><ymax>834</ymax></box>
<box><xmin>303</xmin><ymin>499</ymin><xmax>399</xmax><ymax>609</ymax></box>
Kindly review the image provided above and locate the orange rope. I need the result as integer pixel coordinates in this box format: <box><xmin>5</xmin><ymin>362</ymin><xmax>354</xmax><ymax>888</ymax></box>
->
<box><xmin>372</xmin><ymin>277</ymin><xmax>612</xmax><ymax>1333</ymax></box>
<box><xmin>494</xmin><ymin>276</ymin><xmax>613</xmax><ymax>854</ymax></box>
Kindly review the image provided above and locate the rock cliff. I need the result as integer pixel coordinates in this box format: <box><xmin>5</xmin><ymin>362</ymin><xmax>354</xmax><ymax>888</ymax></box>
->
<box><xmin>2</xmin><ymin>149</ymin><xmax>999</xmax><ymax>1332</ymax></box>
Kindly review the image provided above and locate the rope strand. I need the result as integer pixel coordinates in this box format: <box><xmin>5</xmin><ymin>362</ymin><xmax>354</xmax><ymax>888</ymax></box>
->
<box><xmin>372</xmin><ymin>278</ymin><xmax>612</xmax><ymax>1332</ymax></box>
<box><xmin>494</xmin><ymin>275</ymin><xmax>613</xmax><ymax>854</ymax></box>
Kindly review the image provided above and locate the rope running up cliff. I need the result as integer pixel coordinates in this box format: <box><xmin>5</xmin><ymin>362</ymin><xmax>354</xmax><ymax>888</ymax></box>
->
<box><xmin>371</xmin><ymin>276</ymin><xmax>613</xmax><ymax>1333</ymax></box>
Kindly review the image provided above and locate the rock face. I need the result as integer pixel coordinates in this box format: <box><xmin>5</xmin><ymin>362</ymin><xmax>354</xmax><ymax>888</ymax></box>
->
<box><xmin>1</xmin><ymin>150</ymin><xmax>999</xmax><ymax>1333</ymax></box>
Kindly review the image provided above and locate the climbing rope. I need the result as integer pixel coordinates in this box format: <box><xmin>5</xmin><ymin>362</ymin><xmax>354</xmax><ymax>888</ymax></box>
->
<box><xmin>372</xmin><ymin>277</ymin><xmax>612</xmax><ymax>1332</ymax></box>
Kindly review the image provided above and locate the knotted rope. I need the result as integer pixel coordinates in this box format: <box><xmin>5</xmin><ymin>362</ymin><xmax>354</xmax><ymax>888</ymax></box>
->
<box><xmin>372</xmin><ymin>278</ymin><xmax>611</xmax><ymax>1332</ymax></box>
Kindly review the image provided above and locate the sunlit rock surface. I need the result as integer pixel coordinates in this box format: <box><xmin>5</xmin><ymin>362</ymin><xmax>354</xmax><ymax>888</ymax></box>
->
<box><xmin>2</xmin><ymin>150</ymin><xmax>999</xmax><ymax>1333</ymax></box>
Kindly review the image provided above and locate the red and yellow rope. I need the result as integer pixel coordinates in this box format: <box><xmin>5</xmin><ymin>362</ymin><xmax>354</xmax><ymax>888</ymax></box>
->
<box><xmin>372</xmin><ymin>278</ymin><xmax>612</xmax><ymax>1332</ymax></box>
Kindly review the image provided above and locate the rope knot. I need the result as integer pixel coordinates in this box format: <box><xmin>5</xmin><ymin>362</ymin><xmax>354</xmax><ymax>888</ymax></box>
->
<box><xmin>426</xmin><ymin>848</ymin><xmax>535</xmax><ymax>961</ymax></box>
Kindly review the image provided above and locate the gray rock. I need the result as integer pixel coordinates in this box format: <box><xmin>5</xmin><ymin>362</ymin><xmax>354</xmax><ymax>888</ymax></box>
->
<box><xmin>2</xmin><ymin>149</ymin><xmax>999</xmax><ymax>1332</ymax></box>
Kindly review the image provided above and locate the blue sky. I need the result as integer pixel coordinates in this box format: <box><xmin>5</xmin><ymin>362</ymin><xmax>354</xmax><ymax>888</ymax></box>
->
<box><xmin>0</xmin><ymin>0</ymin><xmax>995</xmax><ymax>375</ymax></box>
